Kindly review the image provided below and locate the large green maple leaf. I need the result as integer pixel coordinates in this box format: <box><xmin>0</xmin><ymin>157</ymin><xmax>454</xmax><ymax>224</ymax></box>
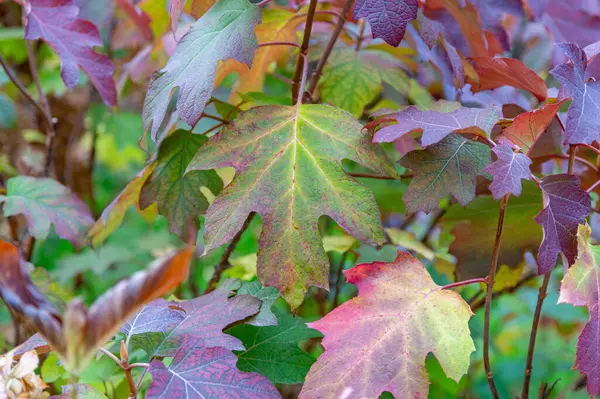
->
<box><xmin>187</xmin><ymin>105</ymin><xmax>398</xmax><ymax>308</ymax></box>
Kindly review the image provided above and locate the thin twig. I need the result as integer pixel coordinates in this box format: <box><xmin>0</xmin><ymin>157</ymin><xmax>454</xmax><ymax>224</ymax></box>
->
<box><xmin>291</xmin><ymin>0</ymin><xmax>318</xmax><ymax>103</ymax></box>
<box><xmin>205</xmin><ymin>214</ymin><xmax>257</xmax><ymax>293</ymax></box>
<box><xmin>307</xmin><ymin>0</ymin><xmax>353</xmax><ymax>99</ymax></box>
<box><xmin>441</xmin><ymin>277</ymin><xmax>487</xmax><ymax>290</ymax></box>
<box><xmin>521</xmin><ymin>273</ymin><xmax>551</xmax><ymax>399</ymax></box>
<box><xmin>258</xmin><ymin>41</ymin><xmax>300</xmax><ymax>49</ymax></box>
<box><xmin>482</xmin><ymin>193</ymin><xmax>509</xmax><ymax>399</ymax></box>
<box><xmin>201</xmin><ymin>112</ymin><xmax>228</xmax><ymax>124</ymax></box>
<box><xmin>530</xmin><ymin>154</ymin><xmax>598</xmax><ymax>173</ymax></box>
<box><xmin>332</xmin><ymin>252</ymin><xmax>349</xmax><ymax>308</ymax></box>
<box><xmin>522</xmin><ymin>144</ymin><xmax>576</xmax><ymax>398</ymax></box>
<box><xmin>26</xmin><ymin>41</ymin><xmax>56</xmax><ymax>176</ymax></box>
<box><xmin>0</xmin><ymin>53</ymin><xmax>49</xmax><ymax>123</ymax></box>
<box><xmin>98</xmin><ymin>348</ymin><xmax>121</xmax><ymax>365</ymax></box>
<box><xmin>355</xmin><ymin>19</ymin><xmax>366</xmax><ymax>51</ymax></box>
<box><xmin>470</xmin><ymin>271</ymin><xmax>537</xmax><ymax>311</ymax></box>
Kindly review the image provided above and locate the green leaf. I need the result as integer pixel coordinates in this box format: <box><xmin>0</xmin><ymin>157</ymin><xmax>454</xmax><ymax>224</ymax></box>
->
<box><xmin>0</xmin><ymin>177</ymin><xmax>93</xmax><ymax>246</ymax></box>
<box><xmin>0</xmin><ymin>93</ymin><xmax>16</xmax><ymax>128</ymax></box>
<box><xmin>139</xmin><ymin>130</ymin><xmax>223</xmax><ymax>239</ymax></box>
<box><xmin>143</xmin><ymin>0</ymin><xmax>261</xmax><ymax>141</ymax></box>
<box><xmin>187</xmin><ymin>104</ymin><xmax>398</xmax><ymax>309</ymax></box>
<box><xmin>229</xmin><ymin>308</ymin><xmax>322</xmax><ymax>384</ymax></box>
<box><xmin>41</xmin><ymin>352</ymin><xmax>68</xmax><ymax>383</ymax></box>
<box><xmin>320</xmin><ymin>48</ymin><xmax>381</xmax><ymax>117</ymax></box>
<box><xmin>400</xmin><ymin>134</ymin><xmax>491</xmax><ymax>213</ymax></box>
<box><xmin>237</xmin><ymin>281</ymin><xmax>279</xmax><ymax>327</ymax></box>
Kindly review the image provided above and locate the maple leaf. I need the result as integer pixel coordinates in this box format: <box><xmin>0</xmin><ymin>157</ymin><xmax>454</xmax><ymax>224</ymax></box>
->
<box><xmin>400</xmin><ymin>134</ymin><xmax>491</xmax><ymax>213</ymax></box>
<box><xmin>0</xmin><ymin>240</ymin><xmax>193</xmax><ymax>373</ymax></box>
<box><xmin>123</xmin><ymin>285</ymin><xmax>260</xmax><ymax>358</ymax></box>
<box><xmin>24</xmin><ymin>0</ymin><xmax>117</xmax><ymax>105</ymax></box>
<box><xmin>88</xmin><ymin>164</ymin><xmax>157</xmax><ymax>247</ymax></box>
<box><xmin>143</xmin><ymin>0</ymin><xmax>261</xmax><ymax>141</ymax></box>
<box><xmin>319</xmin><ymin>48</ymin><xmax>382</xmax><ymax>117</ymax></box>
<box><xmin>187</xmin><ymin>104</ymin><xmax>398</xmax><ymax>308</ymax></box>
<box><xmin>550</xmin><ymin>43</ymin><xmax>600</xmax><ymax>145</ymax></box>
<box><xmin>147</xmin><ymin>339</ymin><xmax>281</xmax><ymax>399</ymax></box>
<box><xmin>300</xmin><ymin>251</ymin><xmax>475</xmax><ymax>399</ymax></box>
<box><xmin>558</xmin><ymin>224</ymin><xmax>600</xmax><ymax>396</ymax></box>
<box><xmin>0</xmin><ymin>176</ymin><xmax>94</xmax><ymax>247</ymax></box>
<box><xmin>468</xmin><ymin>57</ymin><xmax>548</xmax><ymax>101</ymax></box>
<box><xmin>485</xmin><ymin>144</ymin><xmax>532</xmax><ymax>199</ymax></box>
<box><xmin>353</xmin><ymin>0</ymin><xmax>418</xmax><ymax>47</ymax></box>
<box><xmin>229</xmin><ymin>308</ymin><xmax>322</xmax><ymax>384</ymax></box>
<box><xmin>498</xmin><ymin>100</ymin><xmax>567</xmax><ymax>154</ymax></box>
<box><xmin>535</xmin><ymin>174</ymin><xmax>591</xmax><ymax>274</ymax></box>
<box><xmin>373</xmin><ymin>101</ymin><xmax>500</xmax><ymax>147</ymax></box>
<box><xmin>139</xmin><ymin>130</ymin><xmax>223</xmax><ymax>240</ymax></box>
<box><xmin>442</xmin><ymin>181</ymin><xmax>542</xmax><ymax>278</ymax></box>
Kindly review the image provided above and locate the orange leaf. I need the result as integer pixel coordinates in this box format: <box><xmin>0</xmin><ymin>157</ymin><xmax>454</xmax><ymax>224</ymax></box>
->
<box><xmin>500</xmin><ymin>100</ymin><xmax>567</xmax><ymax>154</ymax></box>
<box><xmin>468</xmin><ymin>57</ymin><xmax>547</xmax><ymax>101</ymax></box>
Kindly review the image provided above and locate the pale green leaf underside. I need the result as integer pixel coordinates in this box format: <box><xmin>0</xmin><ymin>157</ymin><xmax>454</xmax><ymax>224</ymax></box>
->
<box><xmin>187</xmin><ymin>104</ymin><xmax>398</xmax><ymax>308</ymax></box>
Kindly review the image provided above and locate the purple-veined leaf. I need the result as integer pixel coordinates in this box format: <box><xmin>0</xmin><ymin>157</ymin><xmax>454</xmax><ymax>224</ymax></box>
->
<box><xmin>0</xmin><ymin>177</ymin><xmax>93</xmax><ymax>247</ymax></box>
<box><xmin>550</xmin><ymin>42</ymin><xmax>600</xmax><ymax>145</ymax></box>
<box><xmin>354</xmin><ymin>0</ymin><xmax>418</xmax><ymax>47</ymax></box>
<box><xmin>24</xmin><ymin>0</ymin><xmax>117</xmax><ymax>105</ymax></box>
<box><xmin>558</xmin><ymin>224</ymin><xmax>600</xmax><ymax>396</ymax></box>
<box><xmin>373</xmin><ymin>101</ymin><xmax>500</xmax><ymax>147</ymax></box>
<box><xmin>143</xmin><ymin>0</ymin><xmax>261</xmax><ymax>142</ymax></box>
<box><xmin>535</xmin><ymin>174</ymin><xmax>591</xmax><ymax>274</ymax></box>
<box><xmin>147</xmin><ymin>339</ymin><xmax>281</xmax><ymax>399</ymax></box>
<box><xmin>400</xmin><ymin>134</ymin><xmax>491</xmax><ymax>213</ymax></box>
<box><xmin>485</xmin><ymin>144</ymin><xmax>532</xmax><ymax>199</ymax></box>
<box><xmin>123</xmin><ymin>285</ymin><xmax>260</xmax><ymax>358</ymax></box>
<box><xmin>300</xmin><ymin>252</ymin><xmax>474</xmax><ymax>399</ymax></box>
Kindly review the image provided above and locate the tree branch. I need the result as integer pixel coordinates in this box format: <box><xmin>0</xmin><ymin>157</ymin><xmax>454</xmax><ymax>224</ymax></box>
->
<box><xmin>25</xmin><ymin>40</ymin><xmax>56</xmax><ymax>176</ymax></box>
<box><xmin>483</xmin><ymin>193</ymin><xmax>509</xmax><ymax>399</ymax></box>
<box><xmin>205</xmin><ymin>213</ymin><xmax>256</xmax><ymax>293</ymax></box>
<box><xmin>291</xmin><ymin>0</ymin><xmax>318</xmax><ymax>103</ymax></box>
<box><xmin>307</xmin><ymin>0</ymin><xmax>353</xmax><ymax>99</ymax></box>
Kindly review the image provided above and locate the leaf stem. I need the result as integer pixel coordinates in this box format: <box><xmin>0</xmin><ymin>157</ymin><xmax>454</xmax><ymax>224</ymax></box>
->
<box><xmin>587</xmin><ymin>178</ymin><xmax>600</xmax><ymax>193</ymax></box>
<box><xmin>578</xmin><ymin>143</ymin><xmax>600</xmax><ymax>158</ymax></box>
<box><xmin>355</xmin><ymin>19</ymin><xmax>366</xmax><ymax>51</ymax></box>
<box><xmin>291</xmin><ymin>0</ymin><xmax>318</xmax><ymax>103</ymax></box>
<box><xmin>205</xmin><ymin>214</ymin><xmax>256</xmax><ymax>293</ymax></box>
<box><xmin>441</xmin><ymin>277</ymin><xmax>487</xmax><ymax>290</ymax></box>
<box><xmin>347</xmin><ymin>172</ymin><xmax>405</xmax><ymax>180</ymax></box>
<box><xmin>522</xmin><ymin>144</ymin><xmax>576</xmax><ymax>398</ymax></box>
<box><xmin>98</xmin><ymin>347</ymin><xmax>121</xmax><ymax>365</ymax></box>
<box><xmin>483</xmin><ymin>193</ymin><xmax>509</xmax><ymax>399</ymax></box>
<box><xmin>201</xmin><ymin>112</ymin><xmax>228</xmax><ymax>124</ymax></box>
<box><xmin>258</xmin><ymin>41</ymin><xmax>300</xmax><ymax>49</ymax></box>
<box><xmin>530</xmin><ymin>154</ymin><xmax>598</xmax><ymax>173</ymax></box>
<box><xmin>25</xmin><ymin>40</ymin><xmax>56</xmax><ymax>176</ymax></box>
<box><xmin>255</xmin><ymin>0</ymin><xmax>273</xmax><ymax>7</ymax></box>
<box><xmin>307</xmin><ymin>0</ymin><xmax>353</xmax><ymax>100</ymax></box>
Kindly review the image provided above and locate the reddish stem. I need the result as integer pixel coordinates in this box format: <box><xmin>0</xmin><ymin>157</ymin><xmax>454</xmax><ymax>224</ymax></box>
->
<box><xmin>441</xmin><ymin>278</ymin><xmax>487</xmax><ymax>290</ymax></box>
<box><xmin>258</xmin><ymin>41</ymin><xmax>300</xmax><ymax>49</ymax></box>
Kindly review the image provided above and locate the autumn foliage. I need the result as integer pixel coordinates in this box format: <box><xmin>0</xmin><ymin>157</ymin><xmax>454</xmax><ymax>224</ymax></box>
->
<box><xmin>0</xmin><ymin>0</ymin><xmax>600</xmax><ymax>398</ymax></box>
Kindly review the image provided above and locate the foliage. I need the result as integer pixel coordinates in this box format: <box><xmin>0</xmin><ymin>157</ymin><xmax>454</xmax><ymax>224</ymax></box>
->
<box><xmin>0</xmin><ymin>0</ymin><xmax>599</xmax><ymax>398</ymax></box>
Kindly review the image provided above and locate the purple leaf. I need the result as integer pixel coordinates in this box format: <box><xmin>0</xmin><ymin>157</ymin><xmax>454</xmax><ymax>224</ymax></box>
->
<box><xmin>354</xmin><ymin>0</ymin><xmax>418</xmax><ymax>47</ymax></box>
<box><xmin>558</xmin><ymin>224</ymin><xmax>600</xmax><ymax>396</ymax></box>
<box><xmin>121</xmin><ymin>299</ymin><xmax>186</xmax><ymax>347</ymax></box>
<box><xmin>147</xmin><ymin>339</ymin><xmax>281</xmax><ymax>399</ymax></box>
<box><xmin>535</xmin><ymin>174</ymin><xmax>591</xmax><ymax>274</ymax></box>
<box><xmin>373</xmin><ymin>102</ymin><xmax>500</xmax><ymax>147</ymax></box>
<box><xmin>484</xmin><ymin>144</ymin><xmax>532</xmax><ymax>199</ymax></box>
<box><xmin>125</xmin><ymin>286</ymin><xmax>260</xmax><ymax>358</ymax></box>
<box><xmin>0</xmin><ymin>177</ymin><xmax>94</xmax><ymax>247</ymax></box>
<box><xmin>24</xmin><ymin>0</ymin><xmax>117</xmax><ymax>106</ymax></box>
<box><xmin>550</xmin><ymin>43</ymin><xmax>600</xmax><ymax>145</ymax></box>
